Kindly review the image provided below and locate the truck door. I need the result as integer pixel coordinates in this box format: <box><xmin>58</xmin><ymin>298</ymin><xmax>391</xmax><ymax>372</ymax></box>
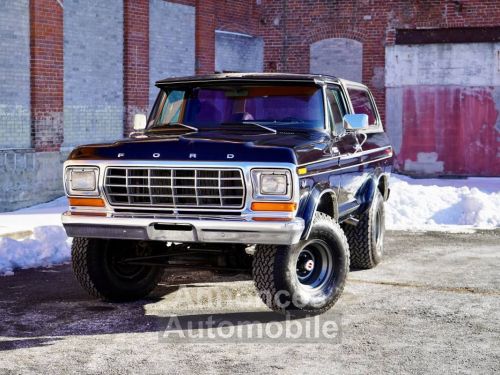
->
<box><xmin>324</xmin><ymin>85</ymin><xmax>350</xmax><ymax>206</ymax></box>
<box><xmin>335</xmin><ymin>85</ymin><xmax>379</xmax><ymax>217</ymax></box>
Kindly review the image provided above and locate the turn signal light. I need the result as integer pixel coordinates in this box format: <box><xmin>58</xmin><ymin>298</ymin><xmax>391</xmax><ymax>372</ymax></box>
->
<box><xmin>251</xmin><ymin>202</ymin><xmax>297</xmax><ymax>212</ymax></box>
<box><xmin>252</xmin><ymin>217</ymin><xmax>292</xmax><ymax>222</ymax></box>
<box><xmin>68</xmin><ymin>197</ymin><xmax>105</xmax><ymax>207</ymax></box>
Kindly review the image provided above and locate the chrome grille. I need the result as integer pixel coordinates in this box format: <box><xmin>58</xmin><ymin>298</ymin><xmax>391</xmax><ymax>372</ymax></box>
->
<box><xmin>104</xmin><ymin>167</ymin><xmax>245</xmax><ymax>209</ymax></box>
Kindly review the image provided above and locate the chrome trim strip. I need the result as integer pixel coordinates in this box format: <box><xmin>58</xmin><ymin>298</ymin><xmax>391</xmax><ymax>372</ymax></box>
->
<box><xmin>301</xmin><ymin>155</ymin><xmax>392</xmax><ymax>178</ymax></box>
<box><xmin>297</xmin><ymin>145</ymin><xmax>391</xmax><ymax>167</ymax></box>
<box><xmin>297</xmin><ymin>156</ymin><xmax>339</xmax><ymax>168</ymax></box>
<box><xmin>338</xmin><ymin>146</ymin><xmax>392</xmax><ymax>160</ymax></box>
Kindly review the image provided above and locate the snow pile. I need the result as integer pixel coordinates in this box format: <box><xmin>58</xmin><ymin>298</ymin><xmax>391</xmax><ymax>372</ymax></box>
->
<box><xmin>0</xmin><ymin>197</ymin><xmax>71</xmax><ymax>276</ymax></box>
<box><xmin>386</xmin><ymin>175</ymin><xmax>500</xmax><ymax>230</ymax></box>
<box><xmin>0</xmin><ymin>226</ymin><xmax>70</xmax><ymax>276</ymax></box>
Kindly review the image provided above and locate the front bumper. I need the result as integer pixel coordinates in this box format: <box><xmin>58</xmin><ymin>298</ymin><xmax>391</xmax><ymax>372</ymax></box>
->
<box><xmin>62</xmin><ymin>212</ymin><xmax>305</xmax><ymax>245</ymax></box>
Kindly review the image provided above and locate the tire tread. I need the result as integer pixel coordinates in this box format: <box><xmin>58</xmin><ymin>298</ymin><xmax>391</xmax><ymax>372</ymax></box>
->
<box><xmin>342</xmin><ymin>191</ymin><xmax>384</xmax><ymax>269</ymax></box>
<box><xmin>253</xmin><ymin>212</ymin><xmax>349</xmax><ymax>314</ymax></box>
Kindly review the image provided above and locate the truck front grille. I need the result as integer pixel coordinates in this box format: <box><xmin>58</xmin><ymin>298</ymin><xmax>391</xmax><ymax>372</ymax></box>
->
<box><xmin>104</xmin><ymin>167</ymin><xmax>245</xmax><ymax>209</ymax></box>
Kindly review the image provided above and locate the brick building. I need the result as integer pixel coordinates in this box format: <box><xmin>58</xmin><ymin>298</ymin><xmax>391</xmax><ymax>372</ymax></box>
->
<box><xmin>1</xmin><ymin>0</ymin><xmax>499</xmax><ymax>211</ymax></box>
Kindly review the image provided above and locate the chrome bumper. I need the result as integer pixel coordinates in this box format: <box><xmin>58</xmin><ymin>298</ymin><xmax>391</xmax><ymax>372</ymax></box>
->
<box><xmin>62</xmin><ymin>212</ymin><xmax>305</xmax><ymax>245</ymax></box>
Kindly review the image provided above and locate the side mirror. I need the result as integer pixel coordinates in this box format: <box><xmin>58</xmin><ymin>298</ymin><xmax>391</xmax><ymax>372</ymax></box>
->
<box><xmin>133</xmin><ymin>113</ymin><xmax>147</xmax><ymax>131</ymax></box>
<box><xmin>343</xmin><ymin>114</ymin><xmax>369</xmax><ymax>131</ymax></box>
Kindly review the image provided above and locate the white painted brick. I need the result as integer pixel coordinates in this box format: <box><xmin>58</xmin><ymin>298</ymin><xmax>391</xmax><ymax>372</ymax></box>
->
<box><xmin>310</xmin><ymin>38</ymin><xmax>363</xmax><ymax>82</ymax></box>
<box><xmin>0</xmin><ymin>0</ymin><xmax>30</xmax><ymax>149</ymax></box>
<box><xmin>215</xmin><ymin>31</ymin><xmax>264</xmax><ymax>74</ymax></box>
<box><xmin>386</xmin><ymin>43</ymin><xmax>500</xmax><ymax>87</ymax></box>
<box><xmin>63</xmin><ymin>0</ymin><xmax>124</xmax><ymax>146</ymax></box>
<box><xmin>149</xmin><ymin>0</ymin><xmax>196</xmax><ymax>107</ymax></box>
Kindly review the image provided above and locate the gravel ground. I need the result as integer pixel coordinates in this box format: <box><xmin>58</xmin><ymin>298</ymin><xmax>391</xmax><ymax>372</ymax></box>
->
<box><xmin>0</xmin><ymin>230</ymin><xmax>499</xmax><ymax>374</ymax></box>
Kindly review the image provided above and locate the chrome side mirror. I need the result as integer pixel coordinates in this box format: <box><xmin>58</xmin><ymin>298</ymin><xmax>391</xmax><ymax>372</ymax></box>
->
<box><xmin>133</xmin><ymin>113</ymin><xmax>147</xmax><ymax>131</ymax></box>
<box><xmin>343</xmin><ymin>114</ymin><xmax>369</xmax><ymax>131</ymax></box>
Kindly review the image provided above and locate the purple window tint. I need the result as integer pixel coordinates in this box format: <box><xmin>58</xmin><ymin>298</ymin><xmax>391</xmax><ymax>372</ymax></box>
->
<box><xmin>179</xmin><ymin>86</ymin><xmax>325</xmax><ymax>129</ymax></box>
<box><xmin>347</xmin><ymin>88</ymin><xmax>376</xmax><ymax>125</ymax></box>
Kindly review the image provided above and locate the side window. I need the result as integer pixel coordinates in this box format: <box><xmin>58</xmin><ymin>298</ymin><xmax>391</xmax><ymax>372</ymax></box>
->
<box><xmin>347</xmin><ymin>87</ymin><xmax>377</xmax><ymax>126</ymax></box>
<box><xmin>326</xmin><ymin>86</ymin><xmax>347</xmax><ymax>135</ymax></box>
<box><xmin>158</xmin><ymin>90</ymin><xmax>185</xmax><ymax>125</ymax></box>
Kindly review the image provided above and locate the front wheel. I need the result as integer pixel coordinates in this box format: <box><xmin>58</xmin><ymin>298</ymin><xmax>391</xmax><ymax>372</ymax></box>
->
<box><xmin>72</xmin><ymin>238</ymin><xmax>163</xmax><ymax>302</ymax></box>
<box><xmin>252</xmin><ymin>213</ymin><xmax>349</xmax><ymax>315</ymax></box>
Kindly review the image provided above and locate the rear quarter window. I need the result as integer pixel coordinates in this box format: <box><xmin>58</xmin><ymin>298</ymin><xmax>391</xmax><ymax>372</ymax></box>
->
<box><xmin>347</xmin><ymin>88</ymin><xmax>377</xmax><ymax>126</ymax></box>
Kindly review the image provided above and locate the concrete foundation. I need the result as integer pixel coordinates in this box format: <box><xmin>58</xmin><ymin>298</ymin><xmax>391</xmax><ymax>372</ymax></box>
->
<box><xmin>0</xmin><ymin>150</ymin><xmax>66</xmax><ymax>212</ymax></box>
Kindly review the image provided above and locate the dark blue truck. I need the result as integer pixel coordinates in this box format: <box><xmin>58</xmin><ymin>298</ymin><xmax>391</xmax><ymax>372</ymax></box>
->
<box><xmin>62</xmin><ymin>73</ymin><xmax>392</xmax><ymax>315</ymax></box>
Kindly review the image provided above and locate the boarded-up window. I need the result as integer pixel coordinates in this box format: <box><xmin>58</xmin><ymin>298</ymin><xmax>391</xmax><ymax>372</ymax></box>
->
<box><xmin>310</xmin><ymin>38</ymin><xmax>362</xmax><ymax>81</ymax></box>
<box><xmin>215</xmin><ymin>31</ymin><xmax>264</xmax><ymax>73</ymax></box>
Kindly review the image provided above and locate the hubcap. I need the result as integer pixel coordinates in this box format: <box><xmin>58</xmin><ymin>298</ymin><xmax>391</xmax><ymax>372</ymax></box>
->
<box><xmin>304</xmin><ymin>259</ymin><xmax>315</xmax><ymax>272</ymax></box>
<box><xmin>296</xmin><ymin>249</ymin><xmax>316</xmax><ymax>280</ymax></box>
<box><xmin>295</xmin><ymin>240</ymin><xmax>334</xmax><ymax>290</ymax></box>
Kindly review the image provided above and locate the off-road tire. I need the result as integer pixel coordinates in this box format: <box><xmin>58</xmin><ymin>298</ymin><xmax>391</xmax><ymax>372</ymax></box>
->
<box><xmin>252</xmin><ymin>212</ymin><xmax>349</xmax><ymax>315</ymax></box>
<box><xmin>342</xmin><ymin>190</ymin><xmax>385</xmax><ymax>270</ymax></box>
<box><xmin>72</xmin><ymin>237</ymin><xmax>163</xmax><ymax>302</ymax></box>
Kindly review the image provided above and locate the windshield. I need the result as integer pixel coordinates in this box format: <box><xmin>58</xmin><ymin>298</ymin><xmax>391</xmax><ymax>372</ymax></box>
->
<box><xmin>148</xmin><ymin>84</ymin><xmax>325</xmax><ymax>131</ymax></box>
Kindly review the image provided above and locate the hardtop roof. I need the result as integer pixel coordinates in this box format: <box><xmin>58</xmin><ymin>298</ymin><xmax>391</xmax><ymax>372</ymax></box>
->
<box><xmin>155</xmin><ymin>72</ymin><xmax>343</xmax><ymax>86</ymax></box>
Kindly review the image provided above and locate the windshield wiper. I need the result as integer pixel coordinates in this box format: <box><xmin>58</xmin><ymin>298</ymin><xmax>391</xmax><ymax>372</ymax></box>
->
<box><xmin>149</xmin><ymin>122</ymin><xmax>198</xmax><ymax>133</ymax></box>
<box><xmin>220</xmin><ymin>122</ymin><xmax>277</xmax><ymax>134</ymax></box>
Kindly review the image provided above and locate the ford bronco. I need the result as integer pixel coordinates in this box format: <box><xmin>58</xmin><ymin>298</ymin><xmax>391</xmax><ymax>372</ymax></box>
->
<box><xmin>62</xmin><ymin>73</ymin><xmax>392</xmax><ymax>315</ymax></box>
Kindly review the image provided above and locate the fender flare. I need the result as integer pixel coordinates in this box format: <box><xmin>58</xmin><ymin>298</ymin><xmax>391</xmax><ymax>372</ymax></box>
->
<box><xmin>355</xmin><ymin>171</ymin><xmax>391</xmax><ymax>215</ymax></box>
<box><xmin>299</xmin><ymin>183</ymin><xmax>338</xmax><ymax>240</ymax></box>
<box><xmin>354</xmin><ymin>177</ymin><xmax>377</xmax><ymax>215</ymax></box>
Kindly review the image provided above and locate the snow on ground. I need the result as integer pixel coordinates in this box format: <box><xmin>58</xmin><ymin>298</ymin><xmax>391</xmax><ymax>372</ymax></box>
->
<box><xmin>0</xmin><ymin>197</ymin><xmax>70</xmax><ymax>276</ymax></box>
<box><xmin>386</xmin><ymin>175</ymin><xmax>500</xmax><ymax>230</ymax></box>
<box><xmin>0</xmin><ymin>176</ymin><xmax>499</xmax><ymax>275</ymax></box>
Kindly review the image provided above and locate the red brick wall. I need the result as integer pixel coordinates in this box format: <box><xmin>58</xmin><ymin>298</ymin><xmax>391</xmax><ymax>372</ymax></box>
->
<box><xmin>195</xmin><ymin>0</ymin><xmax>216</xmax><ymax>74</ymax></box>
<box><xmin>124</xmin><ymin>0</ymin><xmax>150</xmax><ymax>135</ymax></box>
<box><xmin>195</xmin><ymin>0</ymin><xmax>262</xmax><ymax>74</ymax></box>
<box><xmin>254</xmin><ymin>0</ymin><xmax>500</xmax><ymax>123</ymax></box>
<box><xmin>30</xmin><ymin>0</ymin><xmax>64</xmax><ymax>151</ymax></box>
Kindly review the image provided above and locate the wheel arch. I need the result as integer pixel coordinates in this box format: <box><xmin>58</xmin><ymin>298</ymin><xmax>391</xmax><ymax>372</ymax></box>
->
<box><xmin>355</xmin><ymin>171</ymin><xmax>390</xmax><ymax>215</ymax></box>
<box><xmin>299</xmin><ymin>184</ymin><xmax>339</xmax><ymax>240</ymax></box>
<box><xmin>377</xmin><ymin>173</ymin><xmax>390</xmax><ymax>201</ymax></box>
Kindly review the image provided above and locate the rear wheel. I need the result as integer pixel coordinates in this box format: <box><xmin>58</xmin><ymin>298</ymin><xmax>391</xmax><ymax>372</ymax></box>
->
<box><xmin>252</xmin><ymin>213</ymin><xmax>349</xmax><ymax>315</ymax></box>
<box><xmin>72</xmin><ymin>238</ymin><xmax>163</xmax><ymax>301</ymax></box>
<box><xmin>342</xmin><ymin>190</ymin><xmax>385</xmax><ymax>269</ymax></box>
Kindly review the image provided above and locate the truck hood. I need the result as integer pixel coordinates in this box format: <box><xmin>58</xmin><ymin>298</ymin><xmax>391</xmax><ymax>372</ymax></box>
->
<box><xmin>68</xmin><ymin>130</ymin><xmax>332</xmax><ymax>165</ymax></box>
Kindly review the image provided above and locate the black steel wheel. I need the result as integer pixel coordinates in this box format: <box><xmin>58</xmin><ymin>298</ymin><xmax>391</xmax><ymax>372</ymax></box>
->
<box><xmin>253</xmin><ymin>212</ymin><xmax>349</xmax><ymax>315</ymax></box>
